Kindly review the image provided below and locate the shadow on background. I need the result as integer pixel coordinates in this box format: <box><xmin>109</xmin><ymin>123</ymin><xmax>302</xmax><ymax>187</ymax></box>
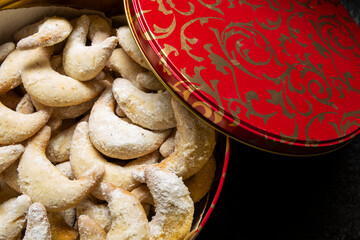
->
<box><xmin>197</xmin><ymin>135</ymin><xmax>360</xmax><ymax>240</ymax></box>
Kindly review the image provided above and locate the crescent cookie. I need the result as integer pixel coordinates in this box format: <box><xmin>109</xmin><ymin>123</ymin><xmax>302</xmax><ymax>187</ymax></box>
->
<box><xmin>63</xmin><ymin>15</ymin><xmax>118</xmax><ymax>81</ymax></box>
<box><xmin>156</xmin><ymin>98</ymin><xmax>216</xmax><ymax>179</ymax></box>
<box><xmin>78</xmin><ymin>215</ymin><xmax>106</xmax><ymax>240</ymax></box>
<box><xmin>131</xmin><ymin>185</ymin><xmax>154</xmax><ymax>205</ymax></box>
<box><xmin>106</xmin><ymin>48</ymin><xmax>146</xmax><ymax>90</ymax></box>
<box><xmin>23</xmin><ymin>202</ymin><xmax>52</xmax><ymax>240</ymax></box>
<box><xmin>70</xmin><ymin>121</ymin><xmax>159</xmax><ymax>199</ymax></box>
<box><xmin>131</xmin><ymin>156</ymin><xmax>216</xmax><ymax>205</ymax></box>
<box><xmin>101</xmin><ymin>182</ymin><xmax>150</xmax><ymax>240</ymax></box>
<box><xmin>21</xmin><ymin>46</ymin><xmax>106</xmax><ymax>107</ymax></box>
<box><xmin>88</xmin><ymin>15</ymin><xmax>114</xmax><ymax>44</ymax></box>
<box><xmin>133</xmin><ymin>166</ymin><xmax>194</xmax><ymax>240</ymax></box>
<box><xmin>0</xmin><ymin>144</ymin><xmax>24</xmax><ymax>174</ymax></box>
<box><xmin>0</xmin><ymin>99</ymin><xmax>52</xmax><ymax>145</ymax></box>
<box><xmin>16</xmin><ymin>94</ymin><xmax>34</xmax><ymax>114</ymax></box>
<box><xmin>116</xmin><ymin>25</ymin><xmax>150</xmax><ymax>70</ymax></box>
<box><xmin>131</xmin><ymin>156</ymin><xmax>215</xmax><ymax>208</ymax></box>
<box><xmin>0</xmin><ymin>195</ymin><xmax>32</xmax><ymax>239</ymax></box>
<box><xmin>88</xmin><ymin>86</ymin><xmax>170</xmax><ymax>159</ymax></box>
<box><xmin>0</xmin><ymin>48</ymin><xmax>41</xmax><ymax>94</ymax></box>
<box><xmin>112</xmin><ymin>78</ymin><xmax>176</xmax><ymax>130</ymax></box>
<box><xmin>15</xmin><ymin>17</ymin><xmax>72</xmax><ymax>50</ymax></box>
<box><xmin>17</xmin><ymin>126</ymin><xmax>105</xmax><ymax>211</ymax></box>
<box><xmin>76</xmin><ymin>198</ymin><xmax>111</xmax><ymax>233</ymax></box>
<box><xmin>46</xmin><ymin>115</ymin><xmax>89</xmax><ymax>164</ymax></box>
<box><xmin>0</xmin><ymin>42</ymin><xmax>15</xmax><ymax>63</ymax></box>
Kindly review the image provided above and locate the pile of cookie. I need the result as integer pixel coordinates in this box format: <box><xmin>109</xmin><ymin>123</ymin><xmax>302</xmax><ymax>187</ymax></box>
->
<box><xmin>0</xmin><ymin>14</ymin><xmax>217</xmax><ymax>240</ymax></box>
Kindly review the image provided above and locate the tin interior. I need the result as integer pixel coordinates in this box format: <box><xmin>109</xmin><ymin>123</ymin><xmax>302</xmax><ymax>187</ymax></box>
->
<box><xmin>0</xmin><ymin>1</ymin><xmax>229</xmax><ymax>238</ymax></box>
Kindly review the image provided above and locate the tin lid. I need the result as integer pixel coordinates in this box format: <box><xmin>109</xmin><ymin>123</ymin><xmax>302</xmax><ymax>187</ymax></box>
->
<box><xmin>125</xmin><ymin>0</ymin><xmax>360</xmax><ymax>156</ymax></box>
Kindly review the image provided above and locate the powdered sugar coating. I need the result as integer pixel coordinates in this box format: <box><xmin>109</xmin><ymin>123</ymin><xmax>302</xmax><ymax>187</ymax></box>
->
<box><xmin>101</xmin><ymin>182</ymin><xmax>150</xmax><ymax>240</ymax></box>
<box><xmin>23</xmin><ymin>202</ymin><xmax>51</xmax><ymax>240</ymax></box>
<box><xmin>17</xmin><ymin>126</ymin><xmax>104</xmax><ymax>211</ymax></box>
<box><xmin>0</xmin><ymin>195</ymin><xmax>32</xmax><ymax>239</ymax></box>
<box><xmin>78</xmin><ymin>215</ymin><xmax>106</xmax><ymax>240</ymax></box>
<box><xmin>155</xmin><ymin>98</ymin><xmax>216</xmax><ymax>179</ymax></box>
<box><xmin>133</xmin><ymin>166</ymin><xmax>194</xmax><ymax>240</ymax></box>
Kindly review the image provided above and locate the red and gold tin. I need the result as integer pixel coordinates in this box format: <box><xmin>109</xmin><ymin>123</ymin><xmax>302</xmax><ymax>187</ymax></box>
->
<box><xmin>125</xmin><ymin>0</ymin><xmax>360</xmax><ymax>156</ymax></box>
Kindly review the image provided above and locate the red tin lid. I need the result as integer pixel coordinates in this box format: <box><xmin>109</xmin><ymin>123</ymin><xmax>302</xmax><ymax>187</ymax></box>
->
<box><xmin>125</xmin><ymin>0</ymin><xmax>360</xmax><ymax>155</ymax></box>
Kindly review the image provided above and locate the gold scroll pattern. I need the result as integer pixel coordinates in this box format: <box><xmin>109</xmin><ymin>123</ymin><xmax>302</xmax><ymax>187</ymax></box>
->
<box><xmin>138</xmin><ymin>0</ymin><xmax>360</xmax><ymax>147</ymax></box>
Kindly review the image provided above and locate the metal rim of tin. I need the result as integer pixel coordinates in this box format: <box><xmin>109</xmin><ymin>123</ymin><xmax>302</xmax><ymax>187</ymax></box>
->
<box><xmin>186</xmin><ymin>136</ymin><xmax>230</xmax><ymax>239</ymax></box>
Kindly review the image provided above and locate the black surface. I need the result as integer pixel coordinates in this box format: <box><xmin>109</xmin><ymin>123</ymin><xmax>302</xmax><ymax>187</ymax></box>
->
<box><xmin>197</xmin><ymin>1</ymin><xmax>360</xmax><ymax>239</ymax></box>
<box><xmin>197</xmin><ymin>135</ymin><xmax>360</xmax><ymax>240</ymax></box>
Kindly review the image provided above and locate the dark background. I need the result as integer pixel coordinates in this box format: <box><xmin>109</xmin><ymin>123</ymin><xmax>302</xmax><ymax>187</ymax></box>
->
<box><xmin>197</xmin><ymin>1</ymin><xmax>360</xmax><ymax>239</ymax></box>
<box><xmin>198</xmin><ymin>136</ymin><xmax>360</xmax><ymax>240</ymax></box>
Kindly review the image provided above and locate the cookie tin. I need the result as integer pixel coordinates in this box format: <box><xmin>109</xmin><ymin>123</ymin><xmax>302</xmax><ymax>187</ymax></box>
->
<box><xmin>124</xmin><ymin>0</ymin><xmax>360</xmax><ymax>156</ymax></box>
<box><xmin>0</xmin><ymin>1</ymin><xmax>230</xmax><ymax>239</ymax></box>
